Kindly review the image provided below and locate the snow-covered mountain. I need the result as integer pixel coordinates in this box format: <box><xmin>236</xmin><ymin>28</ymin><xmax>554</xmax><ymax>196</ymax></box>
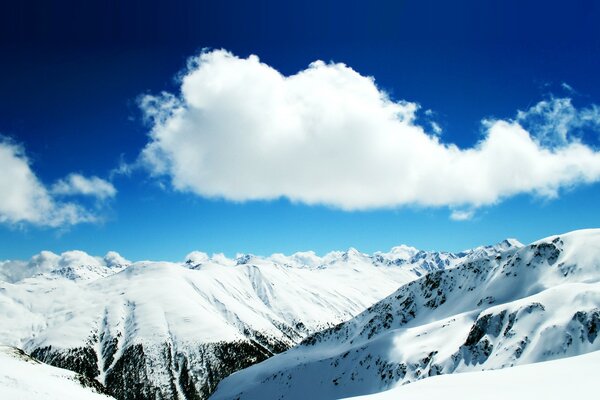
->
<box><xmin>0</xmin><ymin>250</ymin><xmax>129</xmax><ymax>283</ymax></box>
<box><xmin>0</xmin><ymin>242</ymin><xmax>506</xmax><ymax>400</ymax></box>
<box><xmin>211</xmin><ymin>229</ymin><xmax>600</xmax><ymax>400</ymax></box>
<box><xmin>342</xmin><ymin>349</ymin><xmax>599</xmax><ymax>400</ymax></box>
<box><xmin>0</xmin><ymin>345</ymin><xmax>114</xmax><ymax>400</ymax></box>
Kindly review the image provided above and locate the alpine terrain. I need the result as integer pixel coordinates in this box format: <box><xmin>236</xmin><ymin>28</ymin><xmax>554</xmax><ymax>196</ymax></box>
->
<box><xmin>211</xmin><ymin>229</ymin><xmax>600</xmax><ymax>400</ymax></box>
<box><xmin>0</xmin><ymin>243</ymin><xmax>500</xmax><ymax>399</ymax></box>
<box><xmin>341</xmin><ymin>349</ymin><xmax>600</xmax><ymax>400</ymax></box>
<box><xmin>0</xmin><ymin>345</ymin><xmax>115</xmax><ymax>400</ymax></box>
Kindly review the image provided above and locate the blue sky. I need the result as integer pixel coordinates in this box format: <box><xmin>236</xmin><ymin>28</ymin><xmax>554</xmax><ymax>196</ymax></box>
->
<box><xmin>1</xmin><ymin>0</ymin><xmax>600</xmax><ymax>260</ymax></box>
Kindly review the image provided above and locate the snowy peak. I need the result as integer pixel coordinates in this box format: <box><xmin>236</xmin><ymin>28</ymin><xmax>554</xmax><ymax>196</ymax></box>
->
<box><xmin>488</xmin><ymin>237</ymin><xmax>524</xmax><ymax>253</ymax></box>
<box><xmin>0</xmin><ymin>237</ymin><xmax>527</xmax><ymax>285</ymax></box>
<box><xmin>497</xmin><ymin>238</ymin><xmax>524</xmax><ymax>249</ymax></box>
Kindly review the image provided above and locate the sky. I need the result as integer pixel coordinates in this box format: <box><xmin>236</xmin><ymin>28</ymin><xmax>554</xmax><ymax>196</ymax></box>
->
<box><xmin>1</xmin><ymin>0</ymin><xmax>600</xmax><ymax>260</ymax></box>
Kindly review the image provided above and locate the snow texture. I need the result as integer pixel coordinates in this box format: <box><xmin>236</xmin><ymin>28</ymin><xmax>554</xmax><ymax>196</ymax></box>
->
<box><xmin>0</xmin><ymin>345</ymin><xmax>114</xmax><ymax>400</ymax></box>
<box><xmin>342</xmin><ymin>349</ymin><xmax>600</xmax><ymax>400</ymax></box>
<box><xmin>0</xmin><ymin>243</ymin><xmax>500</xmax><ymax>399</ymax></box>
<box><xmin>211</xmin><ymin>229</ymin><xmax>600</xmax><ymax>400</ymax></box>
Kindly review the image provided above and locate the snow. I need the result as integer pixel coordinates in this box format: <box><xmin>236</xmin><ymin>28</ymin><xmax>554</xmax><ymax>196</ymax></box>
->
<box><xmin>0</xmin><ymin>235</ymin><xmax>535</xmax><ymax>399</ymax></box>
<box><xmin>343</xmin><ymin>349</ymin><xmax>600</xmax><ymax>400</ymax></box>
<box><xmin>0</xmin><ymin>240</ymin><xmax>498</xmax><ymax>385</ymax></box>
<box><xmin>210</xmin><ymin>228</ymin><xmax>600</xmax><ymax>400</ymax></box>
<box><xmin>0</xmin><ymin>346</ymin><xmax>114</xmax><ymax>400</ymax></box>
<box><xmin>0</xmin><ymin>250</ymin><xmax>128</xmax><ymax>283</ymax></box>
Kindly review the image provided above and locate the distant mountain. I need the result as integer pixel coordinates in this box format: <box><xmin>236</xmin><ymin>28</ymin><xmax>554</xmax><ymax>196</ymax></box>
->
<box><xmin>211</xmin><ymin>229</ymin><xmax>600</xmax><ymax>400</ymax></box>
<box><xmin>0</xmin><ymin>242</ymin><xmax>508</xmax><ymax>400</ymax></box>
<box><xmin>0</xmin><ymin>250</ymin><xmax>129</xmax><ymax>283</ymax></box>
<box><xmin>0</xmin><ymin>345</ymin><xmax>114</xmax><ymax>400</ymax></box>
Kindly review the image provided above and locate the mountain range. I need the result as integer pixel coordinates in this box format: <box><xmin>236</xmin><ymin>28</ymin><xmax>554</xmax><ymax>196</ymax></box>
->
<box><xmin>1</xmin><ymin>230</ymin><xmax>598</xmax><ymax>400</ymax></box>
<box><xmin>0</xmin><ymin>241</ymin><xmax>505</xmax><ymax>399</ymax></box>
<box><xmin>211</xmin><ymin>229</ymin><xmax>600</xmax><ymax>399</ymax></box>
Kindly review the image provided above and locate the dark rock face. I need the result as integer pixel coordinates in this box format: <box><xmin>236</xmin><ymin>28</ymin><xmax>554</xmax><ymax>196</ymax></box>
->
<box><xmin>32</xmin><ymin>345</ymin><xmax>99</xmax><ymax>379</ymax></box>
<box><xmin>572</xmin><ymin>309</ymin><xmax>600</xmax><ymax>343</ymax></box>
<box><xmin>77</xmin><ymin>374</ymin><xmax>113</xmax><ymax>396</ymax></box>
<box><xmin>531</xmin><ymin>242</ymin><xmax>561</xmax><ymax>266</ymax></box>
<box><xmin>28</xmin><ymin>345</ymin><xmax>109</xmax><ymax>395</ymax></box>
<box><xmin>179</xmin><ymin>358</ymin><xmax>201</xmax><ymax>400</ymax></box>
<box><xmin>193</xmin><ymin>341</ymin><xmax>273</xmax><ymax>399</ymax></box>
<box><xmin>104</xmin><ymin>344</ymin><xmax>171</xmax><ymax>400</ymax></box>
<box><xmin>32</xmin><ymin>338</ymin><xmax>285</xmax><ymax>400</ymax></box>
<box><xmin>453</xmin><ymin>311</ymin><xmax>506</xmax><ymax>367</ymax></box>
<box><xmin>464</xmin><ymin>312</ymin><xmax>506</xmax><ymax>347</ymax></box>
<box><xmin>100</xmin><ymin>334</ymin><xmax>120</xmax><ymax>371</ymax></box>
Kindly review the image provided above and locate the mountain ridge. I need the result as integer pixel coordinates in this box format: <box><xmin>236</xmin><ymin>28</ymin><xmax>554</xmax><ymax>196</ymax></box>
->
<box><xmin>1</xmin><ymin>240</ymin><xmax>515</xmax><ymax>399</ymax></box>
<box><xmin>210</xmin><ymin>229</ymin><xmax>600</xmax><ymax>400</ymax></box>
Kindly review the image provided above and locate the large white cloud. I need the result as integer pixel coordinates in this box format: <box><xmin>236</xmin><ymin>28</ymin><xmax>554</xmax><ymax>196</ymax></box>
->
<box><xmin>0</xmin><ymin>140</ymin><xmax>115</xmax><ymax>227</ymax></box>
<box><xmin>140</xmin><ymin>50</ymin><xmax>600</xmax><ymax>212</ymax></box>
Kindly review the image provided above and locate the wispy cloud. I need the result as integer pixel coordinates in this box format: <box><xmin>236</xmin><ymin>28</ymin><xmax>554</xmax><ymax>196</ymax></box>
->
<box><xmin>516</xmin><ymin>96</ymin><xmax>600</xmax><ymax>147</ymax></box>
<box><xmin>450</xmin><ymin>209</ymin><xmax>475</xmax><ymax>221</ymax></box>
<box><xmin>139</xmin><ymin>50</ymin><xmax>600</xmax><ymax>216</ymax></box>
<box><xmin>560</xmin><ymin>82</ymin><xmax>576</xmax><ymax>94</ymax></box>
<box><xmin>52</xmin><ymin>173</ymin><xmax>116</xmax><ymax>200</ymax></box>
<box><xmin>0</xmin><ymin>139</ymin><xmax>115</xmax><ymax>227</ymax></box>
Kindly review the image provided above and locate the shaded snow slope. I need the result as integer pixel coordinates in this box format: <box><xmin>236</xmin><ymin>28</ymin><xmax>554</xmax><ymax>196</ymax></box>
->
<box><xmin>0</xmin><ymin>242</ymin><xmax>506</xmax><ymax>399</ymax></box>
<box><xmin>211</xmin><ymin>229</ymin><xmax>600</xmax><ymax>400</ymax></box>
<box><xmin>343</xmin><ymin>349</ymin><xmax>600</xmax><ymax>400</ymax></box>
<box><xmin>0</xmin><ymin>345</ymin><xmax>114</xmax><ymax>400</ymax></box>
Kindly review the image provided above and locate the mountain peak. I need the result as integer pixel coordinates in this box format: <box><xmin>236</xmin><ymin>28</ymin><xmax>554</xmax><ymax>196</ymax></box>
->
<box><xmin>495</xmin><ymin>238</ymin><xmax>524</xmax><ymax>250</ymax></box>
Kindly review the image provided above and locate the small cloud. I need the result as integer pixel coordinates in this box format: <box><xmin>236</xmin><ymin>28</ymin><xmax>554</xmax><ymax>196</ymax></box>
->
<box><xmin>450</xmin><ymin>209</ymin><xmax>475</xmax><ymax>221</ymax></box>
<box><xmin>52</xmin><ymin>174</ymin><xmax>116</xmax><ymax>201</ymax></box>
<box><xmin>561</xmin><ymin>82</ymin><xmax>576</xmax><ymax>94</ymax></box>
<box><xmin>109</xmin><ymin>154</ymin><xmax>136</xmax><ymax>179</ymax></box>
<box><xmin>430</xmin><ymin>121</ymin><xmax>442</xmax><ymax>135</ymax></box>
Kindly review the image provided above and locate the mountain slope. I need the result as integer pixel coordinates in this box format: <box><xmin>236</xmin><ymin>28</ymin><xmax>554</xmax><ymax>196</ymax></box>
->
<box><xmin>0</xmin><ymin>244</ymin><xmax>499</xmax><ymax>400</ymax></box>
<box><xmin>0</xmin><ymin>345</ymin><xmax>114</xmax><ymax>400</ymax></box>
<box><xmin>342</xmin><ymin>349</ymin><xmax>600</xmax><ymax>400</ymax></box>
<box><xmin>210</xmin><ymin>229</ymin><xmax>600</xmax><ymax>400</ymax></box>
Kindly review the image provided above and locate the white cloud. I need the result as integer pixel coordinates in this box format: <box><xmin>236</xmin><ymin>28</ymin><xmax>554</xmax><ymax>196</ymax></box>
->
<box><xmin>561</xmin><ymin>82</ymin><xmax>576</xmax><ymax>94</ymax></box>
<box><xmin>52</xmin><ymin>173</ymin><xmax>116</xmax><ymax>200</ymax></box>
<box><xmin>430</xmin><ymin>121</ymin><xmax>442</xmax><ymax>135</ymax></box>
<box><xmin>0</xmin><ymin>250</ymin><xmax>130</xmax><ymax>283</ymax></box>
<box><xmin>516</xmin><ymin>97</ymin><xmax>600</xmax><ymax>146</ymax></box>
<box><xmin>103</xmin><ymin>251</ymin><xmax>130</xmax><ymax>267</ymax></box>
<box><xmin>450</xmin><ymin>209</ymin><xmax>475</xmax><ymax>221</ymax></box>
<box><xmin>109</xmin><ymin>156</ymin><xmax>134</xmax><ymax>179</ymax></box>
<box><xmin>140</xmin><ymin>50</ymin><xmax>600</xmax><ymax>212</ymax></box>
<box><xmin>0</xmin><ymin>139</ymin><xmax>113</xmax><ymax>227</ymax></box>
<box><xmin>184</xmin><ymin>251</ymin><xmax>210</xmax><ymax>265</ymax></box>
